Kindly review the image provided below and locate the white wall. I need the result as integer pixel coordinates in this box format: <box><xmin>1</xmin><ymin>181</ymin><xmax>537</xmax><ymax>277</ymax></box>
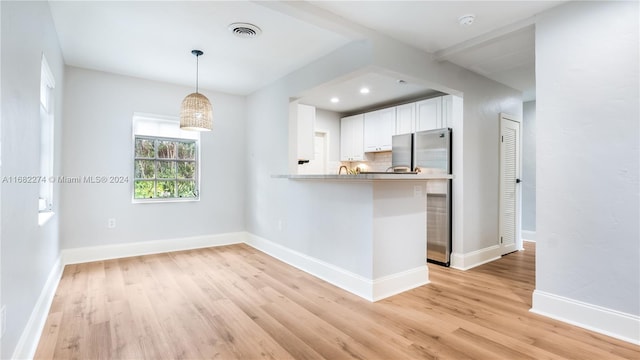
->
<box><xmin>370</xmin><ymin>36</ymin><xmax>523</xmax><ymax>258</ymax></box>
<box><xmin>534</xmin><ymin>0</ymin><xmax>639</xmax><ymax>340</ymax></box>
<box><xmin>246</xmin><ymin>40</ymin><xmax>373</xmax><ymax>245</ymax></box>
<box><xmin>372</xmin><ymin>181</ymin><xmax>427</xmax><ymax>278</ymax></box>
<box><xmin>522</xmin><ymin>101</ymin><xmax>536</xmax><ymax>236</ymax></box>
<box><xmin>246</xmin><ymin>34</ymin><xmax>521</xmax><ymax>277</ymax></box>
<box><xmin>0</xmin><ymin>4</ymin><xmax>4</xmax><ymax>357</ymax></box>
<box><xmin>286</xmin><ymin>181</ymin><xmax>374</xmax><ymax>277</ymax></box>
<box><xmin>61</xmin><ymin>67</ymin><xmax>246</xmax><ymax>249</ymax></box>
<box><xmin>0</xmin><ymin>1</ymin><xmax>65</xmax><ymax>358</ymax></box>
<box><xmin>0</xmin><ymin>4</ymin><xmax>3</xmax><ymax>357</ymax></box>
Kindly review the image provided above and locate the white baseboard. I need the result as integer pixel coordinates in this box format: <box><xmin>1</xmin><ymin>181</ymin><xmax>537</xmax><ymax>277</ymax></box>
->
<box><xmin>245</xmin><ymin>233</ymin><xmax>373</xmax><ymax>300</ymax></box>
<box><xmin>531</xmin><ymin>290</ymin><xmax>640</xmax><ymax>345</ymax></box>
<box><xmin>12</xmin><ymin>256</ymin><xmax>64</xmax><ymax>360</ymax></box>
<box><xmin>62</xmin><ymin>232</ymin><xmax>245</xmax><ymax>264</ymax></box>
<box><xmin>522</xmin><ymin>230</ymin><xmax>536</xmax><ymax>242</ymax></box>
<box><xmin>245</xmin><ymin>233</ymin><xmax>428</xmax><ymax>302</ymax></box>
<box><xmin>450</xmin><ymin>245</ymin><xmax>501</xmax><ymax>270</ymax></box>
<box><xmin>372</xmin><ymin>266</ymin><xmax>429</xmax><ymax>302</ymax></box>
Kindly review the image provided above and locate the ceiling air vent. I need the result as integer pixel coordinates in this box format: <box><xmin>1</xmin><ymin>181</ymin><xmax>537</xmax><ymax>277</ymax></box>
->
<box><xmin>228</xmin><ymin>23</ymin><xmax>262</xmax><ymax>38</ymax></box>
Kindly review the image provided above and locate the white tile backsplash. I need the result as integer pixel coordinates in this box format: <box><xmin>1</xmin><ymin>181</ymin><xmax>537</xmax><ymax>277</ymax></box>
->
<box><xmin>298</xmin><ymin>151</ymin><xmax>394</xmax><ymax>174</ymax></box>
<box><xmin>339</xmin><ymin>151</ymin><xmax>393</xmax><ymax>173</ymax></box>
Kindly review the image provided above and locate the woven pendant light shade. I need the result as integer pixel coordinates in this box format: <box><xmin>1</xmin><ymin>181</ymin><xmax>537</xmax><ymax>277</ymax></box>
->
<box><xmin>180</xmin><ymin>49</ymin><xmax>212</xmax><ymax>131</ymax></box>
<box><xmin>180</xmin><ymin>92</ymin><xmax>212</xmax><ymax>131</ymax></box>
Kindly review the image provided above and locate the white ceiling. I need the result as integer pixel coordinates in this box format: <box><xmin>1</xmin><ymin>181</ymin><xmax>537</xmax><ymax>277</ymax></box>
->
<box><xmin>48</xmin><ymin>1</ymin><xmax>566</xmax><ymax>106</ymax></box>
<box><xmin>48</xmin><ymin>1</ymin><xmax>351</xmax><ymax>95</ymax></box>
<box><xmin>444</xmin><ymin>25</ymin><xmax>537</xmax><ymax>101</ymax></box>
<box><xmin>297</xmin><ymin>71</ymin><xmax>439</xmax><ymax>114</ymax></box>
<box><xmin>309</xmin><ymin>1</ymin><xmax>560</xmax><ymax>53</ymax></box>
<box><xmin>308</xmin><ymin>1</ymin><xmax>564</xmax><ymax>103</ymax></box>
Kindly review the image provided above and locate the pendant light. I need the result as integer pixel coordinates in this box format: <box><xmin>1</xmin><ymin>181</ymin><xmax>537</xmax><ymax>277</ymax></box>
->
<box><xmin>180</xmin><ymin>49</ymin><xmax>212</xmax><ymax>131</ymax></box>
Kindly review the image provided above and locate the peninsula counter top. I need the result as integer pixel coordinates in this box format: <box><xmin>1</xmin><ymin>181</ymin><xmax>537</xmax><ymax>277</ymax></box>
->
<box><xmin>273</xmin><ymin>173</ymin><xmax>454</xmax><ymax>181</ymax></box>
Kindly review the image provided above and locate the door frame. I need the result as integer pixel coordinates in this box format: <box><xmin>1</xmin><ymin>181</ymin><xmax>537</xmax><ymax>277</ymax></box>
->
<box><xmin>498</xmin><ymin>113</ymin><xmax>523</xmax><ymax>254</ymax></box>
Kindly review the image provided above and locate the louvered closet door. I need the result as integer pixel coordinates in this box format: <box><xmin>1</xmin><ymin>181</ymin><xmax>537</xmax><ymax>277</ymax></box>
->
<box><xmin>499</xmin><ymin>115</ymin><xmax>521</xmax><ymax>255</ymax></box>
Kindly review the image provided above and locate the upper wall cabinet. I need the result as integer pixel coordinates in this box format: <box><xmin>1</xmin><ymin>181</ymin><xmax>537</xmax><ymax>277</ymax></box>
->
<box><xmin>293</xmin><ymin>103</ymin><xmax>316</xmax><ymax>161</ymax></box>
<box><xmin>338</xmin><ymin>95</ymin><xmax>458</xmax><ymax>161</ymax></box>
<box><xmin>340</xmin><ymin>114</ymin><xmax>365</xmax><ymax>161</ymax></box>
<box><xmin>441</xmin><ymin>95</ymin><xmax>454</xmax><ymax>129</ymax></box>
<box><xmin>416</xmin><ymin>97</ymin><xmax>443</xmax><ymax>132</ymax></box>
<box><xmin>395</xmin><ymin>103</ymin><xmax>416</xmax><ymax>135</ymax></box>
<box><xmin>364</xmin><ymin>107</ymin><xmax>396</xmax><ymax>152</ymax></box>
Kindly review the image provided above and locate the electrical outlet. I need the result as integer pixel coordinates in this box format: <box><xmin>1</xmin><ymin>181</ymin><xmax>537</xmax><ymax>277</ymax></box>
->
<box><xmin>277</xmin><ymin>219</ymin><xmax>283</xmax><ymax>232</ymax></box>
<box><xmin>413</xmin><ymin>185</ymin><xmax>423</xmax><ymax>198</ymax></box>
<box><xmin>107</xmin><ymin>218</ymin><xmax>116</xmax><ymax>229</ymax></box>
<box><xmin>1</xmin><ymin>305</ymin><xmax>6</xmax><ymax>339</ymax></box>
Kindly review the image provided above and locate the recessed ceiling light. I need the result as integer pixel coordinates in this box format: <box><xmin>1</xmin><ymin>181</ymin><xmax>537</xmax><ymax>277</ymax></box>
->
<box><xmin>458</xmin><ymin>14</ymin><xmax>475</xmax><ymax>27</ymax></box>
<box><xmin>330</xmin><ymin>97</ymin><xmax>340</xmax><ymax>103</ymax></box>
<box><xmin>360</xmin><ymin>87</ymin><xmax>370</xmax><ymax>94</ymax></box>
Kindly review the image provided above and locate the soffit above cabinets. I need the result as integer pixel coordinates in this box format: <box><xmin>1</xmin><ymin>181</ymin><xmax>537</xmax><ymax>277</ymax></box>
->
<box><xmin>297</xmin><ymin>72</ymin><xmax>440</xmax><ymax>114</ymax></box>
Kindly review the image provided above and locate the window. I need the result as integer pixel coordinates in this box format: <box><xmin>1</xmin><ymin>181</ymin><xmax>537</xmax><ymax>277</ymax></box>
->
<box><xmin>39</xmin><ymin>54</ymin><xmax>55</xmax><ymax>214</ymax></box>
<box><xmin>132</xmin><ymin>113</ymin><xmax>200</xmax><ymax>202</ymax></box>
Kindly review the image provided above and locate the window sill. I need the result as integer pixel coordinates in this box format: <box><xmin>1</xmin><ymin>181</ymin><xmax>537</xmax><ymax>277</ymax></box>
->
<box><xmin>38</xmin><ymin>211</ymin><xmax>55</xmax><ymax>226</ymax></box>
<box><xmin>132</xmin><ymin>198</ymin><xmax>200</xmax><ymax>204</ymax></box>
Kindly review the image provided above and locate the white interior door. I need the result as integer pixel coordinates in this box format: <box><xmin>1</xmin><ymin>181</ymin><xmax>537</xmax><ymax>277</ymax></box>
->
<box><xmin>499</xmin><ymin>114</ymin><xmax>521</xmax><ymax>255</ymax></box>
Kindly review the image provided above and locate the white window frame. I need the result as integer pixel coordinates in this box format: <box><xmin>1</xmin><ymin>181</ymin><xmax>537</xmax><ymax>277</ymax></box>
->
<box><xmin>39</xmin><ymin>54</ymin><xmax>55</xmax><ymax>220</ymax></box>
<box><xmin>132</xmin><ymin>113</ymin><xmax>201</xmax><ymax>203</ymax></box>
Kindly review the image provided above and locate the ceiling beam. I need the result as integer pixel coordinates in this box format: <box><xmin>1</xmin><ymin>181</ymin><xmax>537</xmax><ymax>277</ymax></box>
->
<box><xmin>434</xmin><ymin>16</ymin><xmax>536</xmax><ymax>62</ymax></box>
<box><xmin>253</xmin><ymin>0</ymin><xmax>373</xmax><ymax>40</ymax></box>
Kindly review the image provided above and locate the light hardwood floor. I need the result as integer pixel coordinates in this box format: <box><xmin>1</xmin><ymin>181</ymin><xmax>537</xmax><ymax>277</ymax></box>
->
<box><xmin>35</xmin><ymin>242</ymin><xmax>639</xmax><ymax>359</ymax></box>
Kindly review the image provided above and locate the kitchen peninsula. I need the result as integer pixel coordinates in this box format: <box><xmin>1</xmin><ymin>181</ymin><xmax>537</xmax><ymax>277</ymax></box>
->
<box><xmin>274</xmin><ymin>82</ymin><xmax>462</xmax><ymax>302</ymax></box>
<box><xmin>272</xmin><ymin>173</ymin><xmax>453</xmax><ymax>302</ymax></box>
<box><xmin>274</xmin><ymin>173</ymin><xmax>454</xmax><ymax>181</ymax></box>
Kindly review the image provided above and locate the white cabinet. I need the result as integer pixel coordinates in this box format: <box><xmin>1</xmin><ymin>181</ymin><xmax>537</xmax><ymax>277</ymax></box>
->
<box><xmin>364</xmin><ymin>107</ymin><xmax>396</xmax><ymax>152</ymax></box>
<box><xmin>338</xmin><ymin>95</ymin><xmax>459</xmax><ymax>162</ymax></box>
<box><xmin>416</xmin><ymin>97</ymin><xmax>443</xmax><ymax>132</ymax></box>
<box><xmin>293</xmin><ymin>103</ymin><xmax>316</xmax><ymax>161</ymax></box>
<box><xmin>395</xmin><ymin>103</ymin><xmax>416</xmax><ymax>135</ymax></box>
<box><xmin>441</xmin><ymin>94</ymin><xmax>453</xmax><ymax>129</ymax></box>
<box><xmin>340</xmin><ymin>114</ymin><xmax>365</xmax><ymax>161</ymax></box>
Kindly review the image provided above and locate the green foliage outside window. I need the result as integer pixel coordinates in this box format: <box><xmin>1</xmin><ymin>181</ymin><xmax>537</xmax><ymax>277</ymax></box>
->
<box><xmin>134</xmin><ymin>137</ymin><xmax>198</xmax><ymax>200</ymax></box>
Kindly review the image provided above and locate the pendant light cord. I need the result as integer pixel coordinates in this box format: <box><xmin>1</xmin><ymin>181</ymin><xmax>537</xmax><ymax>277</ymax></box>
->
<box><xmin>195</xmin><ymin>54</ymin><xmax>199</xmax><ymax>94</ymax></box>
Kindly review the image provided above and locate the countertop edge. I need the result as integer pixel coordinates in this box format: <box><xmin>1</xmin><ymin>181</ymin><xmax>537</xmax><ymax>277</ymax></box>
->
<box><xmin>272</xmin><ymin>174</ymin><xmax>454</xmax><ymax>181</ymax></box>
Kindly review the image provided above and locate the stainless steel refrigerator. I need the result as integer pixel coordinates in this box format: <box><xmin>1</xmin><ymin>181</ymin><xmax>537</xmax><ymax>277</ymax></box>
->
<box><xmin>414</xmin><ymin>128</ymin><xmax>452</xmax><ymax>266</ymax></box>
<box><xmin>391</xmin><ymin>133</ymin><xmax>413</xmax><ymax>171</ymax></box>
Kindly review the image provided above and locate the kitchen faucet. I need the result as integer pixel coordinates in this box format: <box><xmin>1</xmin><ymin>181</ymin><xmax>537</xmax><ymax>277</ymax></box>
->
<box><xmin>339</xmin><ymin>165</ymin><xmax>362</xmax><ymax>174</ymax></box>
